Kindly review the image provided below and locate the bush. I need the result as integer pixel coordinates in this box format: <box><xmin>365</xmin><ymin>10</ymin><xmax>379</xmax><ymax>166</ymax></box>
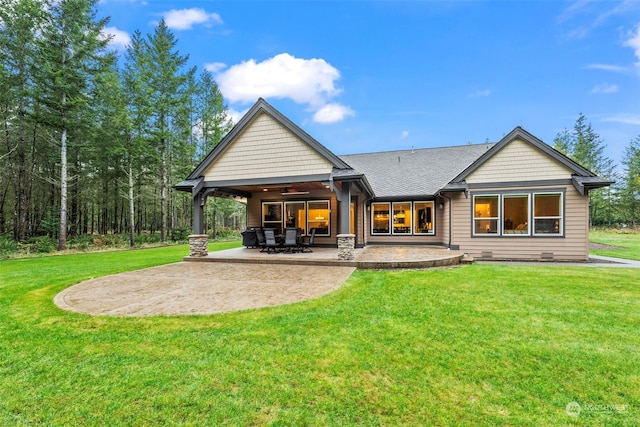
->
<box><xmin>67</xmin><ymin>235</ymin><xmax>94</xmax><ymax>251</ymax></box>
<box><xmin>136</xmin><ymin>232</ymin><xmax>161</xmax><ymax>246</ymax></box>
<box><xmin>212</xmin><ymin>227</ymin><xmax>242</xmax><ymax>241</ymax></box>
<box><xmin>170</xmin><ymin>228</ymin><xmax>191</xmax><ymax>242</ymax></box>
<box><xmin>0</xmin><ymin>236</ymin><xmax>17</xmax><ymax>259</ymax></box>
<box><xmin>22</xmin><ymin>236</ymin><xmax>56</xmax><ymax>254</ymax></box>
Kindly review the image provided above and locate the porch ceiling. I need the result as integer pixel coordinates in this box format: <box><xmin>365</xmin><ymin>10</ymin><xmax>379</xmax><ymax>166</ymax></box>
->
<box><xmin>206</xmin><ymin>180</ymin><xmax>339</xmax><ymax>200</ymax></box>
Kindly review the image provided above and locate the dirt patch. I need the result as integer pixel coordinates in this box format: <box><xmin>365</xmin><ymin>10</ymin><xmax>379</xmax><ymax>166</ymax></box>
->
<box><xmin>589</xmin><ymin>242</ymin><xmax>624</xmax><ymax>251</ymax></box>
<box><xmin>54</xmin><ymin>262</ymin><xmax>355</xmax><ymax>316</ymax></box>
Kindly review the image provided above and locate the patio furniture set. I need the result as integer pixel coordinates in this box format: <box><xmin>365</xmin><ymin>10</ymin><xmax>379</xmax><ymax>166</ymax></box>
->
<box><xmin>241</xmin><ymin>227</ymin><xmax>316</xmax><ymax>254</ymax></box>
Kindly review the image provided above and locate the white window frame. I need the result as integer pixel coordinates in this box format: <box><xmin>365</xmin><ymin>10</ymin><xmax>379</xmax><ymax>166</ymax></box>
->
<box><xmin>262</xmin><ymin>202</ymin><xmax>283</xmax><ymax>234</ymax></box>
<box><xmin>502</xmin><ymin>194</ymin><xmax>531</xmax><ymax>237</ymax></box>
<box><xmin>472</xmin><ymin>194</ymin><xmax>500</xmax><ymax>236</ymax></box>
<box><xmin>371</xmin><ymin>202</ymin><xmax>391</xmax><ymax>235</ymax></box>
<box><xmin>533</xmin><ymin>192</ymin><xmax>564</xmax><ymax>236</ymax></box>
<box><xmin>392</xmin><ymin>201</ymin><xmax>412</xmax><ymax>235</ymax></box>
<box><xmin>307</xmin><ymin>200</ymin><xmax>331</xmax><ymax>237</ymax></box>
<box><xmin>413</xmin><ymin>201</ymin><xmax>435</xmax><ymax>235</ymax></box>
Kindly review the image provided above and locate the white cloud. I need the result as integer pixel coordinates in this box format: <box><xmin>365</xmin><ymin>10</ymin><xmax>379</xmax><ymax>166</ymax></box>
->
<box><xmin>401</xmin><ymin>131</ymin><xmax>409</xmax><ymax>139</ymax></box>
<box><xmin>205</xmin><ymin>62</ymin><xmax>227</xmax><ymax>73</ymax></box>
<box><xmin>584</xmin><ymin>63</ymin><xmax>629</xmax><ymax>73</ymax></box>
<box><xmin>603</xmin><ymin>113</ymin><xmax>640</xmax><ymax>125</ymax></box>
<box><xmin>162</xmin><ymin>8</ymin><xmax>223</xmax><ymax>30</ymax></box>
<box><xmin>468</xmin><ymin>89</ymin><xmax>491</xmax><ymax>98</ymax></box>
<box><xmin>312</xmin><ymin>103</ymin><xmax>354</xmax><ymax>124</ymax></box>
<box><xmin>217</xmin><ymin>53</ymin><xmax>341</xmax><ymax>106</ymax></box>
<box><xmin>623</xmin><ymin>24</ymin><xmax>640</xmax><ymax>67</ymax></box>
<box><xmin>216</xmin><ymin>53</ymin><xmax>352</xmax><ymax>123</ymax></box>
<box><xmin>101</xmin><ymin>26</ymin><xmax>131</xmax><ymax>50</ymax></box>
<box><xmin>226</xmin><ymin>108</ymin><xmax>249</xmax><ymax>125</ymax></box>
<box><xmin>590</xmin><ymin>83</ymin><xmax>619</xmax><ymax>94</ymax></box>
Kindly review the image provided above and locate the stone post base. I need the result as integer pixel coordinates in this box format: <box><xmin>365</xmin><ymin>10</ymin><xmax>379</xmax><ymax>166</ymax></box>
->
<box><xmin>337</xmin><ymin>234</ymin><xmax>355</xmax><ymax>260</ymax></box>
<box><xmin>188</xmin><ymin>234</ymin><xmax>209</xmax><ymax>257</ymax></box>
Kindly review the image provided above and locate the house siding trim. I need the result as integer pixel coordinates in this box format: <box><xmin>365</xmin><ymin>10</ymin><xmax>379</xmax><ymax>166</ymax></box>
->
<box><xmin>466</xmin><ymin>179</ymin><xmax>573</xmax><ymax>189</ymax></box>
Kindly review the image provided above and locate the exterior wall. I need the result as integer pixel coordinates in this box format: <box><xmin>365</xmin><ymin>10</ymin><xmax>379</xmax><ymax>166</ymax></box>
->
<box><xmin>449</xmin><ymin>138</ymin><xmax>590</xmax><ymax>260</ymax></box>
<box><xmin>448</xmin><ymin>184</ymin><xmax>589</xmax><ymax>260</ymax></box>
<box><xmin>465</xmin><ymin>138</ymin><xmax>573</xmax><ymax>184</ymax></box>
<box><xmin>203</xmin><ymin>113</ymin><xmax>334</xmax><ymax>181</ymax></box>
<box><xmin>364</xmin><ymin>198</ymin><xmax>448</xmax><ymax>246</ymax></box>
<box><xmin>246</xmin><ymin>189</ymin><xmax>342</xmax><ymax>246</ymax></box>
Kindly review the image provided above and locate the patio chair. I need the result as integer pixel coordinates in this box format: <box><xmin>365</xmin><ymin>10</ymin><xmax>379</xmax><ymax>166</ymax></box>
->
<box><xmin>255</xmin><ymin>228</ymin><xmax>266</xmax><ymax>252</ymax></box>
<box><xmin>263</xmin><ymin>228</ymin><xmax>281</xmax><ymax>254</ymax></box>
<box><xmin>299</xmin><ymin>228</ymin><xmax>316</xmax><ymax>253</ymax></box>
<box><xmin>283</xmin><ymin>228</ymin><xmax>299</xmax><ymax>253</ymax></box>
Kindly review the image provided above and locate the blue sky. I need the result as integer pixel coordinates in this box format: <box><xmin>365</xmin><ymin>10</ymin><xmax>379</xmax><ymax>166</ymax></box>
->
<box><xmin>98</xmin><ymin>1</ymin><xmax>640</xmax><ymax>168</ymax></box>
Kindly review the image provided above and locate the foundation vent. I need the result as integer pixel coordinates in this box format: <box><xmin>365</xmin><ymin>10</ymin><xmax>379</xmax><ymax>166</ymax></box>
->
<box><xmin>541</xmin><ymin>252</ymin><xmax>554</xmax><ymax>260</ymax></box>
<box><xmin>481</xmin><ymin>251</ymin><xmax>493</xmax><ymax>259</ymax></box>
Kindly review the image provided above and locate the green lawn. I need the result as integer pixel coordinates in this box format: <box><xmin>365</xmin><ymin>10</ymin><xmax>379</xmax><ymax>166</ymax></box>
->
<box><xmin>1</xmin><ymin>243</ymin><xmax>638</xmax><ymax>425</ymax></box>
<box><xmin>590</xmin><ymin>229</ymin><xmax>640</xmax><ymax>261</ymax></box>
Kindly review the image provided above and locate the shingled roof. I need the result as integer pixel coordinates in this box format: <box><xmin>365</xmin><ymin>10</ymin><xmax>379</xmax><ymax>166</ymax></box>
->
<box><xmin>339</xmin><ymin>143</ymin><xmax>494</xmax><ymax>199</ymax></box>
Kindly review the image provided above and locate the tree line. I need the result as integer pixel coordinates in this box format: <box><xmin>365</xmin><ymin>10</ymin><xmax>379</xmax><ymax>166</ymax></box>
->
<box><xmin>2</xmin><ymin>1</ymin><xmax>639</xmax><ymax>253</ymax></box>
<box><xmin>0</xmin><ymin>0</ymin><xmax>242</xmax><ymax>250</ymax></box>
<box><xmin>553</xmin><ymin>113</ymin><xmax>640</xmax><ymax>227</ymax></box>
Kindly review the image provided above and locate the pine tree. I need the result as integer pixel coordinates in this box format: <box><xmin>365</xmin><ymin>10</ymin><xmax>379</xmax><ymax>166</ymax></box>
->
<box><xmin>0</xmin><ymin>0</ymin><xmax>48</xmax><ymax>240</ymax></box>
<box><xmin>620</xmin><ymin>136</ymin><xmax>640</xmax><ymax>226</ymax></box>
<box><xmin>36</xmin><ymin>0</ymin><xmax>110</xmax><ymax>250</ymax></box>
<box><xmin>195</xmin><ymin>69</ymin><xmax>233</xmax><ymax>160</ymax></box>
<box><xmin>145</xmin><ymin>20</ymin><xmax>191</xmax><ymax>242</ymax></box>
<box><xmin>553</xmin><ymin>113</ymin><xmax>616</xmax><ymax>225</ymax></box>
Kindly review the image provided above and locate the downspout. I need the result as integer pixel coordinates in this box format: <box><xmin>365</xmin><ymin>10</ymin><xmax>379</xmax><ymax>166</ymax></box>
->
<box><xmin>438</xmin><ymin>192</ymin><xmax>453</xmax><ymax>248</ymax></box>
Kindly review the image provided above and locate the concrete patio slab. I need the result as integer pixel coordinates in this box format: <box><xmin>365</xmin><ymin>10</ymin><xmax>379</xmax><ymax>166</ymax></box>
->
<box><xmin>185</xmin><ymin>245</ymin><xmax>467</xmax><ymax>269</ymax></box>
<box><xmin>54</xmin><ymin>262</ymin><xmax>355</xmax><ymax>317</ymax></box>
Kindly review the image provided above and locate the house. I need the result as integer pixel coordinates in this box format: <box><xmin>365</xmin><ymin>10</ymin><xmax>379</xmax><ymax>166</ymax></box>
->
<box><xmin>176</xmin><ymin>98</ymin><xmax>610</xmax><ymax>261</ymax></box>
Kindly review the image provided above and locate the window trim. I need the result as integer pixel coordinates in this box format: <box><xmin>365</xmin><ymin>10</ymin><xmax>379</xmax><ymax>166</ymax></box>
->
<box><xmin>502</xmin><ymin>194</ymin><xmax>531</xmax><ymax>237</ymax></box>
<box><xmin>392</xmin><ymin>201</ymin><xmax>412</xmax><ymax>235</ymax></box>
<box><xmin>371</xmin><ymin>202</ymin><xmax>391</xmax><ymax>235</ymax></box>
<box><xmin>262</xmin><ymin>201</ymin><xmax>283</xmax><ymax>235</ymax></box>
<box><xmin>413</xmin><ymin>201</ymin><xmax>435</xmax><ymax>235</ymax></box>
<box><xmin>472</xmin><ymin>194</ymin><xmax>500</xmax><ymax>236</ymax></box>
<box><xmin>533</xmin><ymin>192</ymin><xmax>564</xmax><ymax>236</ymax></box>
<box><xmin>306</xmin><ymin>199</ymin><xmax>331</xmax><ymax>237</ymax></box>
<box><xmin>471</xmin><ymin>190</ymin><xmax>565</xmax><ymax>238</ymax></box>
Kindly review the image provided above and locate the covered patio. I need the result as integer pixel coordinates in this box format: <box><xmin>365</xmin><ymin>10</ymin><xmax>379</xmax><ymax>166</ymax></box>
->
<box><xmin>184</xmin><ymin>245</ymin><xmax>468</xmax><ymax>269</ymax></box>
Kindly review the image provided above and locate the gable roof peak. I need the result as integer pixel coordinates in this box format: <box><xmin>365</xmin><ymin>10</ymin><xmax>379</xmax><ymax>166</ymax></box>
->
<box><xmin>187</xmin><ymin>98</ymin><xmax>351</xmax><ymax>180</ymax></box>
<box><xmin>450</xmin><ymin>125</ymin><xmax>601</xmax><ymax>184</ymax></box>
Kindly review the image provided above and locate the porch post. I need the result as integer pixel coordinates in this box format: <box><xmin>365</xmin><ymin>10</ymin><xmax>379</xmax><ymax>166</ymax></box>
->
<box><xmin>339</xmin><ymin>181</ymin><xmax>351</xmax><ymax>234</ymax></box>
<box><xmin>193</xmin><ymin>193</ymin><xmax>204</xmax><ymax>234</ymax></box>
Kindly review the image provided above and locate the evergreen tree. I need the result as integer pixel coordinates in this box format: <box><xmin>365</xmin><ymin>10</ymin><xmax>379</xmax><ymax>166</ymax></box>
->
<box><xmin>145</xmin><ymin>20</ymin><xmax>191</xmax><ymax>242</ymax></box>
<box><xmin>0</xmin><ymin>0</ymin><xmax>48</xmax><ymax>240</ymax></box>
<box><xmin>36</xmin><ymin>0</ymin><xmax>110</xmax><ymax>250</ymax></box>
<box><xmin>194</xmin><ymin>69</ymin><xmax>233</xmax><ymax>160</ymax></box>
<box><xmin>620</xmin><ymin>136</ymin><xmax>640</xmax><ymax>226</ymax></box>
<box><xmin>553</xmin><ymin>113</ymin><xmax>616</xmax><ymax>225</ymax></box>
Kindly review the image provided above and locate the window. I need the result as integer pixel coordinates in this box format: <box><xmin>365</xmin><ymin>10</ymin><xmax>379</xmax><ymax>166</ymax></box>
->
<box><xmin>372</xmin><ymin>202</ymin><xmax>390</xmax><ymax>234</ymax></box>
<box><xmin>262</xmin><ymin>202</ymin><xmax>283</xmax><ymax>235</ymax></box>
<box><xmin>307</xmin><ymin>200</ymin><xmax>330</xmax><ymax>236</ymax></box>
<box><xmin>393</xmin><ymin>202</ymin><xmax>412</xmax><ymax>234</ymax></box>
<box><xmin>414</xmin><ymin>202</ymin><xmax>434</xmax><ymax>234</ymax></box>
<box><xmin>472</xmin><ymin>191</ymin><xmax>564</xmax><ymax>237</ymax></box>
<box><xmin>534</xmin><ymin>193</ymin><xmax>562</xmax><ymax>235</ymax></box>
<box><xmin>473</xmin><ymin>195</ymin><xmax>499</xmax><ymax>235</ymax></box>
<box><xmin>285</xmin><ymin>201</ymin><xmax>306</xmax><ymax>234</ymax></box>
<box><xmin>503</xmin><ymin>195</ymin><xmax>529</xmax><ymax>235</ymax></box>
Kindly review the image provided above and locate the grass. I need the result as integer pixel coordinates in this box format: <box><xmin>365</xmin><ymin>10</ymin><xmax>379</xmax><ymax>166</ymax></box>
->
<box><xmin>590</xmin><ymin>229</ymin><xmax>640</xmax><ymax>261</ymax></box>
<box><xmin>1</xmin><ymin>242</ymin><xmax>639</xmax><ymax>425</ymax></box>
